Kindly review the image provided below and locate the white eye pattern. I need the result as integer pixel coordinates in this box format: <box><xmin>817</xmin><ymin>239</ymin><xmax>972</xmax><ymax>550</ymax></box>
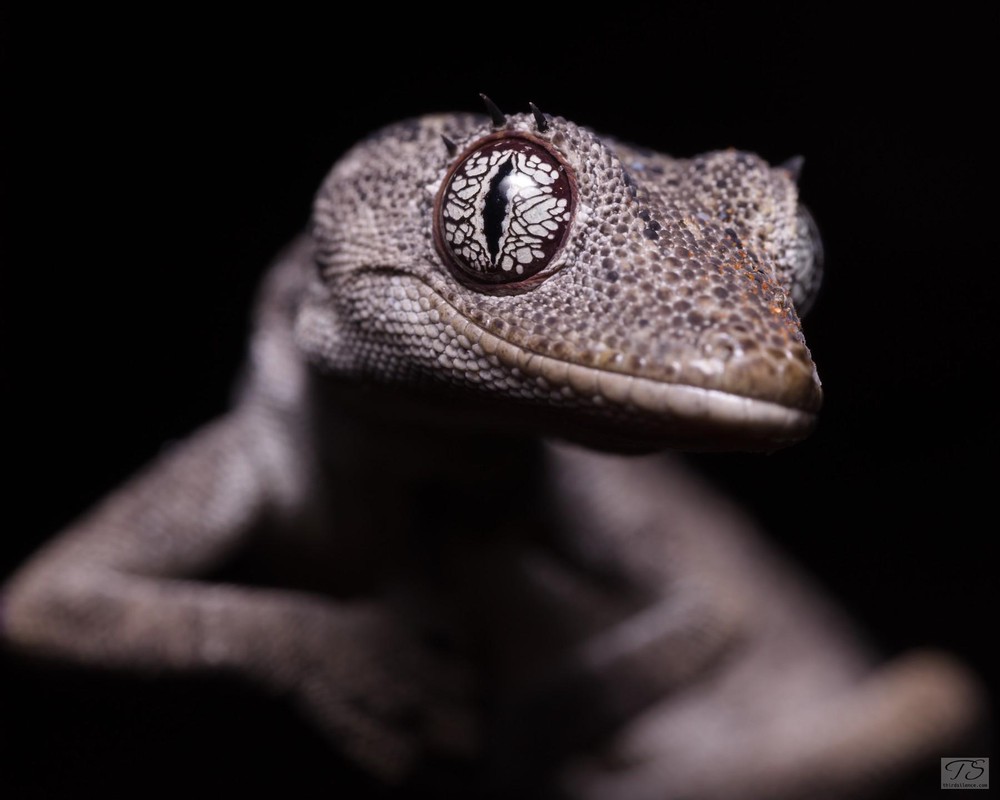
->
<box><xmin>436</xmin><ymin>136</ymin><xmax>574</xmax><ymax>285</ymax></box>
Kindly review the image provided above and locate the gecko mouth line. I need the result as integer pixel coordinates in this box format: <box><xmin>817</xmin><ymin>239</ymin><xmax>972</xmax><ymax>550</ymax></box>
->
<box><xmin>424</xmin><ymin>283</ymin><xmax>818</xmax><ymax>446</ymax></box>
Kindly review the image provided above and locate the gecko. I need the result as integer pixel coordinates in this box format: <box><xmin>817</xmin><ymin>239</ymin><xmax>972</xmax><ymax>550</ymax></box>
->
<box><xmin>2</xmin><ymin>100</ymin><xmax>984</xmax><ymax>798</ymax></box>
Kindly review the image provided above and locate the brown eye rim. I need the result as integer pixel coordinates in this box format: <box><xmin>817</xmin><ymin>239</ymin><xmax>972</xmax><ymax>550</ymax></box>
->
<box><xmin>433</xmin><ymin>131</ymin><xmax>578</xmax><ymax>293</ymax></box>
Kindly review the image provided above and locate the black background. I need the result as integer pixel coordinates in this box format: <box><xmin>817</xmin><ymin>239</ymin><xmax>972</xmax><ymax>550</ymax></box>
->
<box><xmin>2</xmin><ymin>7</ymin><xmax>995</xmax><ymax>798</ymax></box>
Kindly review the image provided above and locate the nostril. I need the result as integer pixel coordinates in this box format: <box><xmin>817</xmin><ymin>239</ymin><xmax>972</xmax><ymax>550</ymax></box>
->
<box><xmin>697</xmin><ymin>330</ymin><xmax>742</xmax><ymax>361</ymax></box>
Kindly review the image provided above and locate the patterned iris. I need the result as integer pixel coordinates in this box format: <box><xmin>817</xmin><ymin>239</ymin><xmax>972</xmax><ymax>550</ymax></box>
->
<box><xmin>436</xmin><ymin>137</ymin><xmax>574</xmax><ymax>284</ymax></box>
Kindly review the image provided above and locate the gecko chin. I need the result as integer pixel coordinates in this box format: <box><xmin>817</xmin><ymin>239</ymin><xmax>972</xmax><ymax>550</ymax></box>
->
<box><xmin>537</xmin><ymin>382</ymin><xmax>819</xmax><ymax>453</ymax></box>
<box><xmin>484</xmin><ymin>371</ymin><xmax>820</xmax><ymax>453</ymax></box>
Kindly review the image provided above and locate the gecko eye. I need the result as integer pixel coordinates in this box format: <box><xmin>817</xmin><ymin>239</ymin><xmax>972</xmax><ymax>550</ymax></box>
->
<box><xmin>784</xmin><ymin>205</ymin><xmax>824</xmax><ymax>315</ymax></box>
<box><xmin>435</xmin><ymin>136</ymin><xmax>574</xmax><ymax>285</ymax></box>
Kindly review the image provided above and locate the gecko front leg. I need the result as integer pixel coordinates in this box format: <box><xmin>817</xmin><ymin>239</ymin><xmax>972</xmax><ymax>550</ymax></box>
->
<box><xmin>1</xmin><ymin>245</ymin><xmax>476</xmax><ymax>783</ymax></box>
<box><xmin>549</xmin><ymin>447</ymin><xmax>985</xmax><ymax>800</ymax></box>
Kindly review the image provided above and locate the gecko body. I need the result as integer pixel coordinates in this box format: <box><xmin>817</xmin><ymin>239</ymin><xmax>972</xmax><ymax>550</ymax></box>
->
<box><xmin>2</xmin><ymin>107</ymin><xmax>983</xmax><ymax>798</ymax></box>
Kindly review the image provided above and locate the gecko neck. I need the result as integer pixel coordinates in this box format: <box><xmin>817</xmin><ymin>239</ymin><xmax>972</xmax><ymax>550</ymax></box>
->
<box><xmin>290</xmin><ymin>370</ymin><xmax>558</xmax><ymax>597</ymax></box>
<box><xmin>304</xmin><ymin>369</ymin><xmax>549</xmax><ymax>520</ymax></box>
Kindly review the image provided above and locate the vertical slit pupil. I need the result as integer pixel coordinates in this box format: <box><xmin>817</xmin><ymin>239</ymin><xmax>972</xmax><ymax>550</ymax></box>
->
<box><xmin>483</xmin><ymin>159</ymin><xmax>514</xmax><ymax>266</ymax></box>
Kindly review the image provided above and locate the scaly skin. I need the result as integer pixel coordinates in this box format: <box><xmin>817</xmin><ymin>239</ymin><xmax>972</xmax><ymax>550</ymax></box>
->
<box><xmin>2</xmin><ymin>109</ymin><xmax>984</xmax><ymax>798</ymax></box>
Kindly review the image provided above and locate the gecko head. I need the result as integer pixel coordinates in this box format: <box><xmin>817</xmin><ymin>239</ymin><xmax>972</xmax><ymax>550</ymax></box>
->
<box><xmin>298</xmin><ymin>103</ymin><xmax>823</xmax><ymax>452</ymax></box>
